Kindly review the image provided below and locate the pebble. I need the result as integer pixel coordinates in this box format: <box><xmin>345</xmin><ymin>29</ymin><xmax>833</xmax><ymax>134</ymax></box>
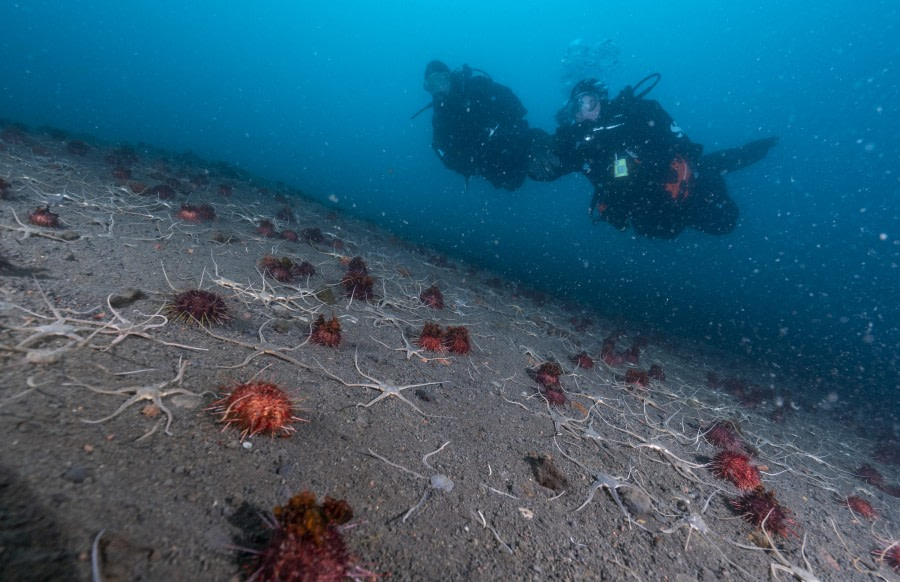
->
<box><xmin>62</xmin><ymin>466</ymin><xmax>88</xmax><ymax>483</ymax></box>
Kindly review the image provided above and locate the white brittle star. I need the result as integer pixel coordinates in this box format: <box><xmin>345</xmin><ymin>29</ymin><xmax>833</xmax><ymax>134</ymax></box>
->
<box><xmin>315</xmin><ymin>349</ymin><xmax>451</xmax><ymax>418</ymax></box>
<box><xmin>65</xmin><ymin>357</ymin><xmax>207</xmax><ymax>439</ymax></box>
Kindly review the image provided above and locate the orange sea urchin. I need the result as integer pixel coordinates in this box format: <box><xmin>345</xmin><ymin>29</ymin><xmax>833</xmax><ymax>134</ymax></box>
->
<box><xmin>28</xmin><ymin>206</ymin><xmax>60</xmax><ymax>228</ymax></box>
<box><xmin>418</xmin><ymin>322</ymin><xmax>445</xmax><ymax>353</ymax></box>
<box><xmin>710</xmin><ymin>450</ymin><xmax>761</xmax><ymax>490</ymax></box>
<box><xmin>211</xmin><ymin>381</ymin><xmax>305</xmax><ymax>440</ymax></box>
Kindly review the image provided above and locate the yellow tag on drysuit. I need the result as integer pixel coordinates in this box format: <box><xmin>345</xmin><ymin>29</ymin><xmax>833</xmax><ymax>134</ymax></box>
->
<box><xmin>613</xmin><ymin>156</ymin><xmax>628</xmax><ymax>178</ymax></box>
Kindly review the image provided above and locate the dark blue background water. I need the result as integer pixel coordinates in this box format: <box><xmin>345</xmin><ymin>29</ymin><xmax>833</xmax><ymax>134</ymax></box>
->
<box><xmin>1</xmin><ymin>2</ymin><xmax>897</xmax><ymax>407</ymax></box>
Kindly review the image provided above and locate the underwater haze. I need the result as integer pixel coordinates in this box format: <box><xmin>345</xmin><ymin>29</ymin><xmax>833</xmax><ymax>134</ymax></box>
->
<box><xmin>1</xmin><ymin>1</ymin><xmax>897</xmax><ymax>411</ymax></box>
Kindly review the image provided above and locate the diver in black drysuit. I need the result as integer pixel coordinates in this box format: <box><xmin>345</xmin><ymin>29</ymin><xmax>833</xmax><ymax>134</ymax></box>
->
<box><xmin>530</xmin><ymin>75</ymin><xmax>779</xmax><ymax>238</ymax></box>
<box><xmin>417</xmin><ymin>60</ymin><xmax>547</xmax><ymax>191</ymax></box>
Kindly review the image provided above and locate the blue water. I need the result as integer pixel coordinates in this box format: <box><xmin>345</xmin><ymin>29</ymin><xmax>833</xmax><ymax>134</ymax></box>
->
<box><xmin>1</xmin><ymin>2</ymin><xmax>897</xmax><ymax>407</ymax></box>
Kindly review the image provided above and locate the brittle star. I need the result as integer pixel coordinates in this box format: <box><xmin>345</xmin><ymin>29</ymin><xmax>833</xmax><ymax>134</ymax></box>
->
<box><xmin>553</xmin><ymin>437</ymin><xmax>637</xmax><ymax>525</ymax></box>
<box><xmin>1</xmin><ymin>280</ymin><xmax>103</xmax><ymax>363</ymax></box>
<box><xmin>315</xmin><ymin>349</ymin><xmax>451</xmax><ymax>418</ymax></box>
<box><xmin>367</xmin><ymin>441</ymin><xmax>454</xmax><ymax>523</ymax></box>
<box><xmin>64</xmin><ymin>357</ymin><xmax>208</xmax><ymax>440</ymax></box>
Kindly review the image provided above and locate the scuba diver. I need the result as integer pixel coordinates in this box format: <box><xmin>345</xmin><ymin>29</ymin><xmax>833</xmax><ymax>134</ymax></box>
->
<box><xmin>415</xmin><ymin>60</ymin><xmax>546</xmax><ymax>191</ymax></box>
<box><xmin>530</xmin><ymin>75</ymin><xmax>779</xmax><ymax>238</ymax></box>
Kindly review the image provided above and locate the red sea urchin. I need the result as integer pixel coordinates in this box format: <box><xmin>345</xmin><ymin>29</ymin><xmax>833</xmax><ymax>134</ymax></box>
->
<box><xmin>310</xmin><ymin>313</ymin><xmax>341</xmax><ymax>348</ymax></box>
<box><xmin>0</xmin><ymin>177</ymin><xmax>12</xmax><ymax>199</ymax></box>
<box><xmin>570</xmin><ymin>352</ymin><xmax>594</xmax><ymax>369</ymax></box>
<box><xmin>167</xmin><ymin>289</ymin><xmax>230</xmax><ymax>326</ymax></box>
<box><xmin>342</xmin><ymin>256</ymin><xmax>375</xmax><ymax>300</ymax></box>
<box><xmin>257</xmin><ymin>218</ymin><xmax>277</xmax><ymax>238</ymax></box>
<box><xmin>529</xmin><ymin>362</ymin><xmax>563</xmax><ymax>389</ymax></box>
<box><xmin>704</xmin><ymin>420</ymin><xmax>752</xmax><ymax>455</ymax></box>
<box><xmin>600</xmin><ymin>337</ymin><xmax>624</xmax><ymax>367</ymax></box>
<box><xmin>211</xmin><ymin>381</ymin><xmax>305</xmax><ymax>440</ymax></box>
<box><xmin>647</xmin><ymin>363</ymin><xmax>665</xmax><ymax>381</ymax></box>
<box><xmin>28</xmin><ymin>206</ymin><xmax>60</xmax><ymax>228</ymax></box>
<box><xmin>846</xmin><ymin>495</ymin><xmax>877</xmax><ymax>520</ymax></box>
<box><xmin>443</xmin><ymin>325</ymin><xmax>470</xmax><ymax>355</ymax></box>
<box><xmin>624</xmin><ymin>369</ymin><xmax>650</xmax><ymax>388</ymax></box>
<box><xmin>872</xmin><ymin>542</ymin><xmax>900</xmax><ymax>573</ymax></box>
<box><xmin>711</xmin><ymin>450</ymin><xmax>761</xmax><ymax>490</ymax></box>
<box><xmin>730</xmin><ymin>486</ymin><xmax>797</xmax><ymax>538</ymax></box>
<box><xmin>249</xmin><ymin>491</ymin><xmax>375</xmax><ymax>582</ymax></box>
<box><xmin>176</xmin><ymin>203</ymin><xmax>216</xmax><ymax>223</ymax></box>
<box><xmin>542</xmin><ymin>387</ymin><xmax>567</xmax><ymax>407</ymax></box>
<box><xmin>418</xmin><ymin>323</ymin><xmax>445</xmax><ymax>353</ymax></box>
<box><xmin>419</xmin><ymin>285</ymin><xmax>445</xmax><ymax>309</ymax></box>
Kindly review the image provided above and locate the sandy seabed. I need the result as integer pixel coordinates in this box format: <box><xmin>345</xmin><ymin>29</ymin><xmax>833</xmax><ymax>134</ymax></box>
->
<box><xmin>0</xmin><ymin>126</ymin><xmax>898</xmax><ymax>581</ymax></box>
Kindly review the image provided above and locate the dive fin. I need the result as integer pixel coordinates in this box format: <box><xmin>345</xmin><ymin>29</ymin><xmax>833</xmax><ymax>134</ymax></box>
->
<box><xmin>700</xmin><ymin>137</ymin><xmax>779</xmax><ymax>174</ymax></box>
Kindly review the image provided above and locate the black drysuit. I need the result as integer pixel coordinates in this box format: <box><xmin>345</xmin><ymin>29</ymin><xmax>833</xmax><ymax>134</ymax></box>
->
<box><xmin>431</xmin><ymin>70</ymin><xmax>538</xmax><ymax>191</ymax></box>
<box><xmin>537</xmin><ymin>94</ymin><xmax>777</xmax><ymax>238</ymax></box>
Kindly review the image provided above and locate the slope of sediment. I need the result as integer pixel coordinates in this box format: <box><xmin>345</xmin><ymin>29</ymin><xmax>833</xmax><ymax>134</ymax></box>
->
<box><xmin>0</xmin><ymin>126</ymin><xmax>897</xmax><ymax>580</ymax></box>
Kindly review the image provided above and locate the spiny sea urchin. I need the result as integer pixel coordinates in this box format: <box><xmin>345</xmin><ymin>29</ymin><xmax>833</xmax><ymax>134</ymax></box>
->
<box><xmin>529</xmin><ymin>362</ymin><xmax>563</xmax><ymax>389</ymax></box>
<box><xmin>730</xmin><ymin>486</ymin><xmax>797</xmax><ymax>538</ymax></box>
<box><xmin>704</xmin><ymin>420</ymin><xmax>752</xmax><ymax>455</ymax></box>
<box><xmin>419</xmin><ymin>284</ymin><xmax>445</xmax><ymax>309</ymax></box>
<box><xmin>418</xmin><ymin>322</ymin><xmax>445</xmax><ymax>353</ymax></box>
<box><xmin>570</xmin><ymin>352</ymin><xmax>594</xmax><ymax>369</ymax></box>
<box><xmin>210</xmin><ymin>381</ymin><xmax>305</xmax><ymax>440</ymax></box>
<box><xmin>257</xmin><ymin>218</ymin><xmax>277</xmax><ymax>238</ymax></box>
<box><xmin>542</xmin><ymin>387</ymin><xmax>567</xmax><ymax>407</ymax></box>
<box><xmin>711</xmin><ymin>450</ymin><xmax>761</xmax><ymax>490</ymax></box>
<box><xmin>248</xmin><ymin>491</ymin><xmax>375</xmax><ymax>582</ymax></box>
<box><xmin>167</xmin><ymin>289</ymin><xmax>230</xmax><ymax>326</ymax></box>
<box><xmin>846</xmin><ymin>495</ymin><xmax>877</xmax><ymax>520</ymax></box>
<box><xmin>342</xmin><ymin>256</ymin><xmax>374</xmax><ymax>300</ymax></box>
<box><xmin>872</xmin><ymin>542</ymin><xmax>900</xmax><ymax>573</ymax></box>
<box><xmin>443</xmin><ymin>325</ymin><xmax>470</xmax><ymax>355</ymax></box>
<box><xmin>624</xmin><ymin>369</ymin><xmax>650</xmax><ymax>388</ymax></box>
<box><xmin>28</xmin><ymin>206</ymin><xmax>60</xmax><ymax>228</ymax></box>
<box><xmin>310</xmin><ymin>313</ymin><xmax>341</xmax><ymax>348</ymax></box>
<box><xmin>176</xmin><ymin>202</ymin><xmax>216</xmax><ymax>223</ymax></box>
